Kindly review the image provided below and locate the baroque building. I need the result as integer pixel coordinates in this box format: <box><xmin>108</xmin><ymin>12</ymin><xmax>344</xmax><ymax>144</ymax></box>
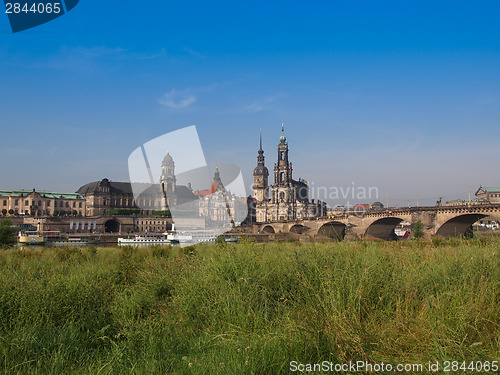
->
<box><xmin>77</xmin><ymin>152</ymin><xmax>197</xmax><ymax>216</ymax></box>
<box><xmin>253</xmin><ymin>125</ymin><xmax>326</xmax><ymax>222</ymax></box>
<box><xmin>195</xmin><ymin>167</ymin><xmax>250</xmax><ymax>227</ymax></box>
<box><xmin>475</xmin><ymin>187</ymin><xmax>500</xmax><ymax>204</ymax></box>
<box><xmin>0</xmin><ymin>189</ymin><xmax>86</xmax><ymax>217</ymax></box>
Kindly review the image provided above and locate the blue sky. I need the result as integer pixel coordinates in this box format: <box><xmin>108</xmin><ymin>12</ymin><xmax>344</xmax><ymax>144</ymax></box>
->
<box><xmin>1</xmin><ymin>1</ymin><xmax>499</xmax><ymax>206</ymax></box>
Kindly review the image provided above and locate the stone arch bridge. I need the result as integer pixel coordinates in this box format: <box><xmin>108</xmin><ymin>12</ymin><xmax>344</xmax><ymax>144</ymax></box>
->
<box><xmin>256</xmin><ymin>205</ymin><xmax>500</xmax><ymax>241</ymax></box>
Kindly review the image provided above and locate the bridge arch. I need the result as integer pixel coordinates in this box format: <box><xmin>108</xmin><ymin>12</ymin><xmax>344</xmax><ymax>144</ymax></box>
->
<box><xmin>435</xmin><ymin>214</ymin><xmax>486</xmax><ymax>238</ymax></box>
<box><xmin>104</xmin><ymin>219</ymin><xmax>120</xmax><ymax>233</ymax></box>
<box><xmin>317</xmin><ymin>221</ymin><xmax>346</xmax><ymax>241</ymax></box>
<box><xmin>290</xmin><ymin>224</ymin><xmax>310</xmax><ymax>234</ymax></box>
<box><xmin>262</xmin><ymin>225</ymin><xmax>275</xmax><ymax>234</ymax></box>
<box><xmin>365</xmin><ymin>217</ymin><xmax>403</xmax><ymax>241</ymax></box>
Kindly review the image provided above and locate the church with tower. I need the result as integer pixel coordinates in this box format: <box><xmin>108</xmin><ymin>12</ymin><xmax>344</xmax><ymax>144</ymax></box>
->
<box><xmin>253</xmin><ymin>125</ymin><xmax>327</xmax><ymax>222</ymax></box>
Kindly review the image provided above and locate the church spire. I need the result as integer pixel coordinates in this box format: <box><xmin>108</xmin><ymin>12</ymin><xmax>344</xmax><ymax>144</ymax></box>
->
<box><xmin>214</xmin><ymin>166</ymin><xmax>221</xmax><ymax>182</ymax></box>
<box><xmin>280</xmin><ymin>122</ymin><xmax>286</xmax><ymax>143</ymax></box>
<box><xmin>257</xmin><ymin>129</ymin><xmax>265</xmax><ymax>165</ymax></box>
<box><xmin>253</xmin><ymin>129</ymin><xmax>269</xmax><ymax>203</ymax></box>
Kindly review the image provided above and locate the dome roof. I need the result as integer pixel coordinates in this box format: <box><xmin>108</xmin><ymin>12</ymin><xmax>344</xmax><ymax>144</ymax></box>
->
<box><xmin>253</xmin><ymin>165</ymin><xmax>268</xmax><ymax>175</ymax></box>
<box><xmin>162</xmin><ymin>152</ymin><xmax>173</xmax><ymax>164</ymax></box>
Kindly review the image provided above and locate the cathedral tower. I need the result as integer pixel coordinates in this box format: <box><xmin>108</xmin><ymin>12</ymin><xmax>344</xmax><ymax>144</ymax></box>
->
<box><xmin>271</xmin><ymin>123</ymin><xmax>295</xmax><ymax>210</ymax></box>
<box><xmin>253</xmin><ymin>130</ymin><xmax>269</xmax><ymax>202</ymax></box>
<box><xmin>274</xmin><ymin>123</ymin><xmax>292</xmax><ymax>186</ymax></box>
<box><xmin>160</xmin><ymin>151</ymin><xmax>176</xmax><ymax>193</ymax></box>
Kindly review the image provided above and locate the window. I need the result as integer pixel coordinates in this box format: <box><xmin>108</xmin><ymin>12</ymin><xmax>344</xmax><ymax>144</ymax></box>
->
<box><xmin>47</xmin><ymin>201</ymin><xmax>50</xmax><ymax>207</ymax></box>
<box><xmin>79</xmin><ymin>202</ymin><xmax>82</xmax><ymax>208</ymax></box>
<box><xmin>14</xmin><ymin>199</ymin><xmax>18</xmax><ymax>205</ymax></box>
<box><xmin>73</xmin><ymin>202</ymin><xmax>76</xmax><ymax>208</ymax></box>
<box><xmin>25</xmin><ymin>200</ymin><xmax>28</xmax><ymax>206</ymax></box>
<box><xmin>38</xmin><ymin>200</ymin><xmax>42</xmax><ymax>206</ymax></box>
<box><xmin>2</xmin><ymin>200</ymin><xmax>6</xmax><ymax>206</ymax></box>
<box><xmin>280</xmin><ymin>172</ymin><xmax>285</xmax><ymax>182</ymax></box>
<box><xmin>60</xmin><ymin>201</ymin><xmax>64</xmax><ymax>207</ymax></box>
<box><xmin>65</xmin><ymin>202</ymin><xmax>69</xmax><ymax>208</ymax></box>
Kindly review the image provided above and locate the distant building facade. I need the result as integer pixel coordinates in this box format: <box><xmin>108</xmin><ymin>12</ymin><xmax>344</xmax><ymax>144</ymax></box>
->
<box><xmin>446</xmin><ymin>198</ymin><xmax>489</xmax><ymax>207</ymax></box>
<box><xmin>253</xmin><ymin>125</ymin><xmax>326</xmax><ymax>223</ymax></box>
<box><xmin>0</xmin><ymin>189</ymin><xmax>85</xmax><ymax>217</ymax></box>
<box><xmin>76</xmin><ymin>150</ymin><xmax>248</xmax><ymax>226</ymax></box>
<box><xmin>475</xmin><ymin>187</ymin><xmax>500</xmax><ymax>204</ymax></box>
<box><xmin>77</xmin><ymin>152</ymin><xmax>197</xmax><ymax>216</ymax></box>
<box><xmin>445</xmin><ymin>186</ymin><xmax>500</xmax><ymax>207</ymax></box>
<box><xmin>77</xmin><ymin>179</ymin><xmax>138</xmax><ymax>216</ymax></box>
<box><xmin>195</xmin><ymin>167</ymin><xmax>250</xmax><ymax>226</ymax></box>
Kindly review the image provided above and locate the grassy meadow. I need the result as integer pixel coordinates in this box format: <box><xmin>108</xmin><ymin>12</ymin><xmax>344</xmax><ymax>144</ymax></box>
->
<box><xmin>0</xmin><ymin>238</ymin><xmax>498</xmax><ymax>374</ymax></box>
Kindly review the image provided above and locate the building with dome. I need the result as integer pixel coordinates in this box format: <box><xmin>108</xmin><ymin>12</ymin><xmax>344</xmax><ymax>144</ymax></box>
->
<box><xmin>77</xmin><ymin>151</ymin><xmax>197</xmax><ymax>216</ymax></box>
<box><xmin>253</xmin><ymin>125</ymin><xmax>327</xmax><ymax>222</ymax></box>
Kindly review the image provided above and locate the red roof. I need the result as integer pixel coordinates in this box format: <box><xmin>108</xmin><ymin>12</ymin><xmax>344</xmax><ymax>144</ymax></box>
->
<box><xmin>194</xmin><ymin>181</ymin><xmax>221</xmax><ymax>198</ymax></box>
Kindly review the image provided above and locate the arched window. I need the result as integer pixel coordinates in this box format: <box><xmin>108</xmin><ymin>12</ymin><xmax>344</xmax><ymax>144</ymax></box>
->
<box><xmin>280</xmin><ymin>172</ymin><xmax>285</xmax><ymax>182</ymax></box>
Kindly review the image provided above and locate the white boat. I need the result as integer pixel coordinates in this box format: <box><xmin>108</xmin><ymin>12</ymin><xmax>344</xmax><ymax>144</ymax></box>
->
<box><xmin>18</xmin><ymin>231</ymin><xmax>44</xmax><ymax>245</ymax></box>
<box><xmin>118</xmin><ymin>234</ymin><xmax>174</xmax><ymax>246</ymax></box>
<box><xmin>394</xmin><ymin>228</ymin><xmax>410</xmax><ymax>238</ymax></box>
<box><xmin>118</xmin><ymin>224</ymin><xmax>219</xmax><ymax>247</ymax></box>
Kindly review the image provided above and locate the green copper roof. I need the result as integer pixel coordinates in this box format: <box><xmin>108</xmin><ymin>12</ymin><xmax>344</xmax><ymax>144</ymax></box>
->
<box><xmin>479</xmin><ymin>187</ymin><xmax>500</xmax><ymax>193</ymax></box>
<box><xmin>279</xmin><ymin>123</ymin><xmax>286</xmax><ymax>143</ymax></box>
<box><xmin>0</xmin><ymin>190</ymin><xmax>85</xmax><ymax>200</ymax></box>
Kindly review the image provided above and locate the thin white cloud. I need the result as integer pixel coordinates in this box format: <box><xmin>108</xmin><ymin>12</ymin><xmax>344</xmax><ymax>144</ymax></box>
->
<box><xmin>183</xmin><ymin>47</ymin><xmax>206</xmax><ymax>60</ymax></box>
<box><xmin>159</xmin><ymin>89</ymin><xmax>197</xmax><ymax>109</ymax></box>
<box><xmin>30</xmin><ymin>45</ymin><xmax>126</xmax><ymax>72</ymax></box>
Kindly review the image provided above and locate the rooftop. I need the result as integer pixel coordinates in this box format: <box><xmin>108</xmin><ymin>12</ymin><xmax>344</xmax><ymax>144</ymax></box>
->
<box><xmin>478</xmin><ymin>187</ymin><xmax>500</xmax><ymax>193</ymax></box>
<box><xmin>0</xmin><ymin>190</ymin><xmax>85</xmax><ymax>200</ymax></box>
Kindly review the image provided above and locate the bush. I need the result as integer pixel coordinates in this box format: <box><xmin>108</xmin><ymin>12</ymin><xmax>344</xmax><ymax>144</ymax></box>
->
<box><xmin>413</xmin><ymin>220</ymin><xmax>424</xmax><ymax>238</ymax></box>
<box><xmin>153</xmin><ymin>210</ymin><xmax>171</xmax><ymax>217</ymax></box>
<box><xmin>105</xmin><ymin>208</ymin><xmax>140</xmax><ymax>216</ymax></box>
<box><xmin>0</xmin><ymin>218</ymin><xmax>17</xmax><ymax>247</ymax></box>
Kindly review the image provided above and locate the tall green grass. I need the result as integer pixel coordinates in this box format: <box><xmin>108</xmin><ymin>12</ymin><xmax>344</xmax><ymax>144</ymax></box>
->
<box><xmin>0</xmin><ymin>239</ymin><xmax>498</xmax><ymax>374</ymax></box>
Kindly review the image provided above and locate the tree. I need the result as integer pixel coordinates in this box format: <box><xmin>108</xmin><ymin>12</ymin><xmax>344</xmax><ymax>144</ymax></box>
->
<box><xmin>1</xmin><ymin>209</ymin><xmax>6</xmax><ymax>216</ymax></box>
<box><xmin>8</xmin><ymin>209</ymin><xmax>14</xmax><ymax>215</ymax></box>
<box><xmin>53</xmin><ymin>210</ymin><xmax>59</xmax><ymax>216</ymax></box>
<box><xmin>0</xmin><ymin>218</ymin><xmax>17</xmax><ymax>247</ymax></box>
<box><xmin>413</xmin><ymin>220</ymin><xmax>424</xmax><ymax>239</ymax></box>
